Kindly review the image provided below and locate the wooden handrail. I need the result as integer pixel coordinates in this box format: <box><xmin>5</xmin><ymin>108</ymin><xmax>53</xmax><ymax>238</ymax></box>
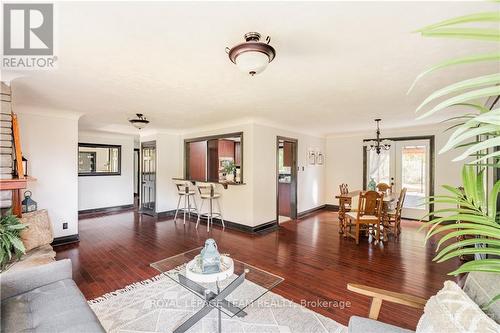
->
<box><xmin>347</xmin><ymin>283</ymin><xmax>427</xmax><ymax>320</ymax></box>
<box><xmin>11</xmin><ymin>112</ymin><xmax>24</xmax><ymax>179</ymax></box>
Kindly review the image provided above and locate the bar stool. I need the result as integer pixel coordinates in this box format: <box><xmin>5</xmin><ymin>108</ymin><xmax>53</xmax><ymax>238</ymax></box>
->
<box><xmin>174</xmin><ymin>181</ymin><xmax>198</xmax><ymax>224</ymax></box>
<box><xmin>196</xmin><ymin>183</ymin><xmax>225</xmax><ymax>232</ymax></box>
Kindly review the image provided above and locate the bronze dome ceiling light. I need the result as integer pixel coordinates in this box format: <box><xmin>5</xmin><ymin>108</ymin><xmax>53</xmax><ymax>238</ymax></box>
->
<box><xmin>226</xmin><ymin>32</ymin><xmax>276</xmax><ymax>76</ymax></box>
<box><xmin>129</xmin><ymin>113</ymin><xmax>149</xmax><ymax>130</ymax></box>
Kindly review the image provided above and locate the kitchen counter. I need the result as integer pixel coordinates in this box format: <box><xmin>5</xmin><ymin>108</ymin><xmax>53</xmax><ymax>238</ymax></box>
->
<box><xmin>172</xmin><ymin>177</ymin><xmax>246</xmax><ymax>189</ymax></box>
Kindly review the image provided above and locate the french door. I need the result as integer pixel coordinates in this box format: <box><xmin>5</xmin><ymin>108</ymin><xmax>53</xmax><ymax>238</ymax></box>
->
<box><xmin>366</xmin><ymin>139</ymin><xmax>431</xmax><ymax>220</ymax></box>
<box><xmin>141</xmin><ymin>141</ymin><xmax>156</xmax><ymax>215</ymax></box>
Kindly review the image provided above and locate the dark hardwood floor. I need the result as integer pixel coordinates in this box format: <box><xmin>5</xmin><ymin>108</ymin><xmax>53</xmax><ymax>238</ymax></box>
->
<box><xmin>54</xmin><ymin>209</ymin><xmax>460</xmax><ymax>330</ymax></box>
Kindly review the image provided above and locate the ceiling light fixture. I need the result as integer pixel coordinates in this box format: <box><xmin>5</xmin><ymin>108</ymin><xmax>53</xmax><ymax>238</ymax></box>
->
<box><xmin>129</xmin><ymin>113</ymin><xmax>149</xmax><ymax>130</ymax></box>
<box><xmin>226</xmin><ymin>32</ymin><xmax>276</xmax><ymax>76</ymax></box>
<box><xmin>364</xmin><ymin>119</ymin><xmax>391</xmax><ymax>154</ymax></box>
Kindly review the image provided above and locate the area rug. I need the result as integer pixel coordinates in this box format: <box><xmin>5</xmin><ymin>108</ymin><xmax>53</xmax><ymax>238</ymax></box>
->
<box><xmin>89</xmin><ymin>271</ymin><xmax>347</xmax><ymax>333</ymax></box>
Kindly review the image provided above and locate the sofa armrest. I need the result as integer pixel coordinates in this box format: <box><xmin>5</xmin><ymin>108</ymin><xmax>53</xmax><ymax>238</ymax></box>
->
<box><xmin>348</xmin><ymin>316</ymin><xmax>414</xmax><ymax>333</ymax></box>
<box><xmin>347</xmin><ymin>283</ymin><xmax>427</xmax><ymax>320</ymax></box>
<box><xmin>1</xmin><ymin>259</ymin><xmax>72</xmax><ymax>300</ymax></box>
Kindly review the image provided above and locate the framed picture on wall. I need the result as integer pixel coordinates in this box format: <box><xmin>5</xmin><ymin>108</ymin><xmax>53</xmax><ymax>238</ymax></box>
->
<box><xmin>308</xmin><ymin>150</ymin><xmax>316</xmax><ymax>165</ymax></box>
<box><xmin>316</xmin><ymin>153</ymin><xmax>324</xmax><ymax>165</ymax></box>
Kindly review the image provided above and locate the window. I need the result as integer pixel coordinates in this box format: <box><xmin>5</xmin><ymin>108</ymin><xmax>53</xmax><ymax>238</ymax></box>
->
<box><xmin>78</xmin><ymin>143</ymin><xmax>121</xmax><ymax>176</ymax></box>
<box><xmin>184</xmin><ymin>133</ymin><xmax>243</xmax><ymax>183</ymax></box>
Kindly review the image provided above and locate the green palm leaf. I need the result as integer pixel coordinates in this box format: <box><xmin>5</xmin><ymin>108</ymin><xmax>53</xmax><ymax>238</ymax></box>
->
<box><xmin>408</xmin><ymin>55</ymin><xmax>500</xmax><ymax>94</ymax></box>
<box><xmin>416</xmin><ymin>74</ymin><xmax>500</xmax><ymax>112</ymax></box>
<box><xmin>450</xmin><ymin>259</ymin><xmax>500</xmax><ymax>275</ymax></box>
<box><xmin>421</xmin><ymin>28</ymin><xmax>500</xmax><ymax>41</ymax></box>
<box><xmin>416</xmin><ymin>86</ymin><xmax>500</xmax><ymax>119</ymax></box>
<box><xmin>453</xmin><ymin>137</ymin><xmax>500</xmax><ymax>161</ymax></box>
<box><xmin>436</xmin><ymin>248</ymin><xmax>500</xmax><ymax>263</ymax></box>
<box><xmin>417</xmin><ymin>12</ymin><xmax>500</xmax><ymax>32</ymax></box>
<box><xmin>440</xmin><ymin>124</ymin><xmax>498</xmax><ymax>154</ymax></box>
<box><xmin>488</xmin><ymin>180</ymin><xmax>500</xmax><ymax>219</ymax></box>
<box><xmin>434</xmin><ymin>238</ymin><xmax>500</xmax><ymax>260</ymax></box>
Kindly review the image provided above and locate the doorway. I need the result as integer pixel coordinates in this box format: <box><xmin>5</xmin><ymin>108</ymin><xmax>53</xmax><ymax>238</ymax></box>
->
<box><xmin>276</xmin><ymin>137</ymin><xmax>298</xmax><ymax>224</ymax></box>
<box><xmin>364</xmin><ymin>136</ymin><xmax>434</xmax><ymax>220</ymax></box>
<box><xmin>141</xmin><ymin>141</ymin><xmax>156</xmax><ymax>215</ymax></box>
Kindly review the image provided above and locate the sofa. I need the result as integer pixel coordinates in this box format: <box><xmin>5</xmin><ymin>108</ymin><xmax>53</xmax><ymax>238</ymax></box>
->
<box><xmin>1</xmin><ymin>259</ymin><xmax>105</xmax><ymax>333</ymax></box>
<box><xmin>348</xmin><ymin>271</ymin><xmax>500</xmax><ymax>332</ymax></box>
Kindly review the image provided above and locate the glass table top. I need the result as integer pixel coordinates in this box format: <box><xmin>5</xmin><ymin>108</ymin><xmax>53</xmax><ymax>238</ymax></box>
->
<box><xmin>150</xmin><ymin>247</ymin><xmax>284</xmax><ymax>318</ymax></box>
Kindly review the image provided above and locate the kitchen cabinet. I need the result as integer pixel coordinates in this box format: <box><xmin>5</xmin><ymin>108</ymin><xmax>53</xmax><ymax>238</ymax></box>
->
<box><xmin>218</xmin><ymin>140</ymin><xmax>235</xmax><ymax>159</ymax></box>
<box><xmin>234</xmin><ymin>142</ymin><xmax>241</xmax><ymax>166</ymax></box>
<box><xmin>283</xmin><ymin>141</ymin><xmax>293</xmax><ymax>167</ymax></box>
<box><xmin>188</xmin><ymin>141</ymin><xmax>207</xmax><ymax>181</ymax></box>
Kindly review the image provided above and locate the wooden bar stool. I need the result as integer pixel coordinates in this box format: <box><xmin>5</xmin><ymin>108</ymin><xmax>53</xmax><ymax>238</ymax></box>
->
<box><xmin>196</xmin><ymin>183</ymin><xmax>225</xmax><ymax>232</ymax></box>
<box><xmin>174</xmin><ymin>181</ymin><xmax>198</xmax><ymax>224</ymax></box>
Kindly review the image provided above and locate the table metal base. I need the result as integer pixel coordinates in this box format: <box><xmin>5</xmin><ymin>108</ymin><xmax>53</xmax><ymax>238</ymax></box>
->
<box><xmin>174</xmin><ymin>272</ymin><xmax>248</xmax><ymax>333</ymax></box>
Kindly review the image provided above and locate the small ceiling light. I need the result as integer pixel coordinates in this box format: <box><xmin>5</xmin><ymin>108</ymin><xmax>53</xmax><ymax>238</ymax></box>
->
<box><xmin>226</xmin><ymin>32</ymin><xmax>276</xmax><ymax>76</ymax></box>
<box><xmin>129</xmin><ymin>113</ymin><xmax>149</xmax><ymax>130</ymax></box>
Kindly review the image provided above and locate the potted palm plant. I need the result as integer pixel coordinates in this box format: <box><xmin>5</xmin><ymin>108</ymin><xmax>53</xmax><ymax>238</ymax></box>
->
<box><xmin>0</xmin><ymin>211</ymin><xmax>27</xmax><ymax>271</ymax></box>
<box><xmin>410</xmin><ymin>7</ymin><xmax>500</xmax><ymax>304</ymax></box>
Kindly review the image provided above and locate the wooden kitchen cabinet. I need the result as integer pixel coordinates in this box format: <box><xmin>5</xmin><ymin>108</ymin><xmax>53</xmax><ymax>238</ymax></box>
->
<box><xmin>218</xmin><ymin>140</ymin><xmax>235</xmax><ymax>159</ymax></box>
<box><xmin>283</xmin><ymin>141</ymin><xmax>293</xmax><ymax>167</ymax></box>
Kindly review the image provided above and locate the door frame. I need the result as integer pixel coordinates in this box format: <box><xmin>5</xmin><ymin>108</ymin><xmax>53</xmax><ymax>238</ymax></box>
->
<box><xmin>140</xmin><ymin>141</ymin><xmax>156</xmax><ymax>216</ymax></box>
<box><xmin>134</xmin><ymin>148</ymin><xmax>140</xmax><ymax>196</ymax></box>
<box><xmin>363</xmin><ymin>135</ymin><xmax>435</xmax><ymax>219</ymax></box>
<box><xmin>276</xmin><ymin>136</ymin><xmax>298</xmax><ymax>225</ymax></box>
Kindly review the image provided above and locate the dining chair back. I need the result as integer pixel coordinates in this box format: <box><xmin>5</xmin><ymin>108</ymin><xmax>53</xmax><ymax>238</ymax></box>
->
<box><xmin>358</xmin><ymin>190</ymin><xmax>383</xmax><ymax>217</ymax></box>
<box><xmin>339</xmin><ymin>183</ymin><xmax>349</xmax><ymax>195</ymax></box>
<box><xmin>339</xmin><ymin>183</ymin><xmax>352</xmax><ymax>210</ymax></box>
<box><xmin>382</xmin><ymin>188</ymin><xmax>407</xmax><ymax>239</ymax></box>
<box><xmin>376</xmin><ymin>182</ymin><xmax>392</xmax><ymax>194</ymax></box>
<box><xmin>394</xmin><ymin>188</ymin><xmax>407</xmax><ymax>219</ymax></box>
<box><xmin>345</xmin><ymin>191</ymin><xmax>384</xmax><ymax>244</ymax></box>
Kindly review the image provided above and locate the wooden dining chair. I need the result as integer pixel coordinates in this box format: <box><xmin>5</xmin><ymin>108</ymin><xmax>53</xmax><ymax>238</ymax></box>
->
<box><xmin>376</xmin><ymin>182</ymin><xmax>392</xmax><ymax>194</ymax></box>
<box><xmin>384</xmin><ymin>188</ymin><xmax>406</xmax><ymax>240</ymax></box>
<box><xmin>345</xmin><ymin>191</ymin><xmax>384</xmax><ymax>244</ymax></box>
<box><xmin>339</xmin><ymin>183</ymin><xmax>352</xmax><ymax>211</ymax></box>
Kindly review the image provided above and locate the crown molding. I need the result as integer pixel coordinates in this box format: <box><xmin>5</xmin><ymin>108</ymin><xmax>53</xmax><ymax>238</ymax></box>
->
<box><xmin>13</xmin><ymin>104</ymin><xmax>83</xmax><ymax>120</ymax></box>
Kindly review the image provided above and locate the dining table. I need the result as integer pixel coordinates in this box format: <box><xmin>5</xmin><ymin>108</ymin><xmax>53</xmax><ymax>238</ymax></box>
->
<box><xmin>335</xmin><ymin>190</ymin><xmax>398</xmax><ymax>241</ymax></box>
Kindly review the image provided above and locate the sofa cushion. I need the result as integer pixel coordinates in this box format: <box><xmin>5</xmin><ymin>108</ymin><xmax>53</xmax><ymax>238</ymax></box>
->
<box><xmin>1</xmin><ymin>278</ymin><xmax>104</xmax><ymax>333</ymax></box>
<box><xmin>463</xmin><ymin>271</ymin><xmax>500</xmax><ymax>324</ymax></box>
<box><xmin>19</xmin><ymin>209</ymin><xmax>54</xmax><ymax>252</ymax></box>
<box><xmin>416</xmin><ymin>280</ymin><xmax>499</xmax><ymax>333</ymax></box>
<box><xmin>5</xmin><ymin>244</ymin><xmax>55</xmax><ymax>273</ymax></box>
<box><xmin>348</xmin><ymin>316</ymin><xmax>414</xmax><ymax>333</ymax></box>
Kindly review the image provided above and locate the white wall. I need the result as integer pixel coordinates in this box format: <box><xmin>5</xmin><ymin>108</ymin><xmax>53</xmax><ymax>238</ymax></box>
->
<box><xmin>252</xmin><ymin>124</ymin><xmax>326</xmax><ymax>224</ymax></box>
<box><xmin>325</xmin><ymin>125</ymin><xmax>466</xmax><ymax>211</ymax></box>
<box><xmin>17</xmin><ymin>110</ymin><xmax>79</xmax><ymax>238</ymax></box>
<box><xmin>78</xmin><ymin>131</ymin><xmax>134</xmax><ymax>211</ymax></box>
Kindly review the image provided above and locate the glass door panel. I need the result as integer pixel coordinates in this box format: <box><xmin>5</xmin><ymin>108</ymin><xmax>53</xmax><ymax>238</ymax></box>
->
<box><xmin>366</xmin><ymin>139</ymin><xmax>431</xmax><ymax>220</ymax></box>
<box><xmin>366</xmin><ymin>147</ymin><xmax>393</xmax><ymax>185</ymax></box>
<box><xmin>395</xmin><ymin>140</ymin><xmax>430</xmax><ymax>220</ymax></box>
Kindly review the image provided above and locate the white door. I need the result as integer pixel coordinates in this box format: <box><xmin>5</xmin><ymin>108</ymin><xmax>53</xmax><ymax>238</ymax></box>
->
<box><xmin>366</xmin><ymin>139</ymin><xmax>431</xmax><ymax>220</ymax></box>
<box><xmin>393</xmin><ymin>140</ymin><xmax>430</xmax><ymax>220</ymax></box>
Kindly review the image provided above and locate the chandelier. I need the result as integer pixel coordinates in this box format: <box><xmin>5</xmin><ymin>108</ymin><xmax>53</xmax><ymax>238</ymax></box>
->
<box><xmin>226</xmin><ymin>32</ymin><xmax>276</xmax><ymax>76</ymax></box>
<box><xmin>129</xmin><ymin>113</ymin><xmax>149</xmax><ymax>130</ymax></box>
<box><xmin>365</xmin><ymin>119</ymin><xmax>391</xmax><ymax>154</ymax></box>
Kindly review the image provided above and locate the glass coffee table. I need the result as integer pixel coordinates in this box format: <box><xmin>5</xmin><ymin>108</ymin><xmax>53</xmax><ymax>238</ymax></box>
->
<box><xmin>151</xmin><ymin>248</ymin><xmax>284</xmax><ymax>333</ymax></box>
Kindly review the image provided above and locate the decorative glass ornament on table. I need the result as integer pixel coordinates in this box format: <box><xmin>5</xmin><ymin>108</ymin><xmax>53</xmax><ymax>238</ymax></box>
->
<box><xmin>200</xmin><ymin>238</ymin><xmax>221</xmax><ymax>274</ymax></box>
<box><xmin>367</xmin><ymin>178</ymin><xmax>377</xmax><ymax>191</ymax></box>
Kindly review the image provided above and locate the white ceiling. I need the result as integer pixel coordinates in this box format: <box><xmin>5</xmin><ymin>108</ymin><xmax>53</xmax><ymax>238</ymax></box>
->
<box><xmin>7</xmin><ymin>1</ymin><xmax>499</xmax><ymax>136</ymax></box>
